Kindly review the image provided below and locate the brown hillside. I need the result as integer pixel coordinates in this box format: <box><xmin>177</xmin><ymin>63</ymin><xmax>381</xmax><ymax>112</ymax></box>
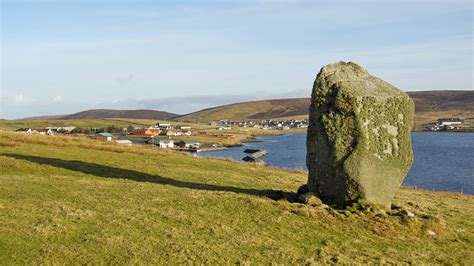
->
<box><xmin>23</xmin><ymin>109</ymin><xmax>179</xmax><ymax>121</ymax></box>
<box><xmin>174</xmin><ymin>91</ymin><xmax>474</xmax><ymax>126</ymax></box>
<box><xmin>408</xmin><ymin>90</ymin><xmax>474</xmax><ymax>113</ymax></box>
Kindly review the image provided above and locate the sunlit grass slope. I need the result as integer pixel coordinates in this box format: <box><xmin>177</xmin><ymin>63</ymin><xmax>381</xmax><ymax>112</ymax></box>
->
<box><xmin>0</xmin><ymin>132</ymin><xmax>473</xmax><ymax>264</ymax></box>
<box><xmin>0</xmin><ymin>118</ymin><xmax>157</xmax><ymax>131</ymax></box>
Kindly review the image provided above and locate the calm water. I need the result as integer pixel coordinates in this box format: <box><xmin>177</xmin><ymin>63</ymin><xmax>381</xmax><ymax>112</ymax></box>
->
<box><xmin>198</xmin><ymin>132</ymin><xmax>474</xmax><ymax>194</ymax></box>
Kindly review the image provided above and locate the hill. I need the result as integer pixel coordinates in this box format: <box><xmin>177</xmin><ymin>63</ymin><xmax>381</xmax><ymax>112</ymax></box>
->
<box><xmin>0</xmin><ymin>132</ymin><xmax>473</xmax><ymax>264</ymax></box>
<box><xmin>174</xmin><ymin>91</ymin><xmax>474</xmax><ymax>123</ymax></box>
<box><xmin>173</xmin><ymin>98</ymin><xmax>311</xmax><ymax>122</ymax></box>
<box><xmin>22</xmin><ymin>109</ymin><xmax>179</xmax><ymax>121</ymax></box>
<box><xmin>409</xmin><ymin>90</ymin><xmax>474</xmax><ymax>112</ymax></box>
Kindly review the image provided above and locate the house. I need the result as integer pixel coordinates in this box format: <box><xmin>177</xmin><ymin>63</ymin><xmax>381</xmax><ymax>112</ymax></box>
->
<box><xmin>15</xmin><ymin>128</ymin><xmax>32</xmax><ymax>134</ymax></box>
<box><xmin>159</xmin><ymin>139</ymin><xmax>174</xmax><ymax>148</ymax></box>
<box><xmin>436</xmin><ymin>118</ymin><xmax>463</xmax><ymax>126</ymax></box>
<box><xmin>96</xmin><ymin>132</ymin><xmax>113</xmax><ymax>141</ymax></box>
<box><xmin>130</xmin><ymin>128</ymin><xmax>161</xmax><ymax>136</ymax></box>
<box><xmin>32</xmin><ymin>128</ymin><xmax>54</xmax><ymax>135</ymax></box>
<box><xmin>156</xmin><ymin>123</ymin><xmax>172</xmax><ymax>130</ymax></box>
<box><xmin>45</xmin><ymin>126</ymin><xmax>76</xmax><ymax>134</ymax></box>
<box><xmin>161</xmin><ymin>129</ymin><xmax>192</xmax><ymax>136</ymax></box>
<box><xmin>115</xmin><ymin>139</ymin><xmax>132</xmax><ymax>146</ymax></box>
<box><xmin>58</xmin><ymin>126</ymin><xmax>76</xmax><ymax>133</ymax></box>
<box><xmin>165</xmin><ymin>130</ymin><xmax>179</xmax><ymax>136</ymax></box>
<box><xmin>176</xmin><ymin>125</ymin><xmax>191</xmax><ymax>130</ymax></box>
<box><xmin>46</xmin><ymin>127</ymin><xmax>59</xmax><ymax>132</ymax></box>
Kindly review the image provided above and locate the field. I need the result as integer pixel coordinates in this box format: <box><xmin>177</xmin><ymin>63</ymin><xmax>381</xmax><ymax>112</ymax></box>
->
<box><xmin>0</xmin><ymin>118</ymin><xmax>155</xmax><ymax>131</ymax></box>
<box><xmin>0</xmin><ymin>118</ymin><xmax>306</xmax><ymax>147</ymax></box>
<box><xmin>1</xmin><ymin>132</ymin><xmax>473</xmax><ymax>264</ymax></box>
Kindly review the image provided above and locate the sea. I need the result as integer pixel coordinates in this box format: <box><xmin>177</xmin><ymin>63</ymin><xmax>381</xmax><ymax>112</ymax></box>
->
<box><xmin>198</xmin><ymin>132</ymin><xmax>474</xmax><ymax>195</ymax></box>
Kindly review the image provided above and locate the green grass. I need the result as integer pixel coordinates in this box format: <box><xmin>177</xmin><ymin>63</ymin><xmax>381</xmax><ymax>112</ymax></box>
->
<box><xmin>0</xmin><ymin>118</ymin><xmax>157</xmax><ymax>131</ymax></box>
<box><xmin>0</xmin><ymin>132</ymin><xmax>473</xmax><ymax>264</ymax></box>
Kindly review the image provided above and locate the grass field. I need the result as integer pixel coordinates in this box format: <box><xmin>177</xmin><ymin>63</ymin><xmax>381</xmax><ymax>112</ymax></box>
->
<box><xmin>0</xmin><ymin>132</ymin><xmax>473</xmax><ymax>264</ymax></box>
<box><xmin>0</xmin><ymin>118</ymin><xmax>154</xmax><ymax>131</ymax></box>
<box><xmin>0</xmin><ymin>118</ymin><xmax>306</xmax><ymax>147</ymax></box>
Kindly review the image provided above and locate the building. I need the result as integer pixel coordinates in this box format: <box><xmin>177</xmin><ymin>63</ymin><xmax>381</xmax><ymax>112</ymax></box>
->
<box><xmin>130</xmin><ymin>128</ymin><xmax>161</xmax><ymax>136</ymax></box>
<box><xmin>156</xmin><ymin>123</ymin><xmax>172</xmax><ymax>129</ymax></box>
<box><xmin>159</xmin><ymin>139</ymin><xmax>174</xmax><ymax>148</ymax></box>
<box><xmin>161</xmin><ymin>129</ymin><xmax>192</xmax><ymax>136</ymax></box>
<box><xmin>45</xmin><ymin>126</ymin><xmax>76</xmax><ymax>134</ymax></box>
<box><xmin>96</xmin><ymin>132</ymin><xmax>113</xmax><ymax>141</ymax></box>
<box><xmin>15</xmin><ymin>128</ymin><xmax>32</xmax><ymax>134</ymax></box>
<box><xmin>32</xmin><ymin>128</ymin><xmax>54</xmax><ymax>135</ymax></box>
<box><xmin>436</xmin><ymin>118</ymin><xmax>463</xmax><ymax>126</ymax></box>
<box><xmin>58</xmin><ymin>126</ymin><xmax>76</xmax><ymax>133</ymax></box>
<box><xmin>176</xmin><ymin>125</ymin><xmax>191</xmax><ymax>130</ymax></box>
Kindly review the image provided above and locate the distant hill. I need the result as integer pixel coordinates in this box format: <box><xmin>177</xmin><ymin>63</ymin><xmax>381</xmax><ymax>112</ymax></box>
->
<box><xmin>23</xmin><ymin>109</ymin><xmax>179</xmax><ymax>121</ymax></box>
<box><xmin>408</xmin><ymin>90</ymin><xmax>474</xmax><ymax>113</ymax></box>
<box><xmin>173</xmin><ymin>98</ymin><xmax>311</xmax><ymax>122</ymax></box>
<box><xmin>174</xmin><ymin>91</ymin><xmax>473</xmax><ymax>122</ymax></box>
<box><xmin>20</xmin><ymin>91</ymin><xmax>473</xmax><ymax>125</ymax></box>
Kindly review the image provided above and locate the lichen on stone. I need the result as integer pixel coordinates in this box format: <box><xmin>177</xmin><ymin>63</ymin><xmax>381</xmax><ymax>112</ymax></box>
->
<box><xmin>306</xmin><ymin>61</ymin><xmax>414</xmax><ymax>210</ymax></box>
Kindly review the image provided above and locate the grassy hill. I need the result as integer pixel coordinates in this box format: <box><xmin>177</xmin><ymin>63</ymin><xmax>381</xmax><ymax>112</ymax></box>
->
<box><xmin>174</xmin><ymin>98</ymin><xmax>310</xmax><ymax>122</ymax></box>
<box><xmin>0</xmin><ymin>132</ymin><xmax>473</xmax><ymax>264</ymax></box>
<box><xmin>174</xmin><ymin>91</ymin><xmax>474</xmax><ymax>129</ymax></box>
<box><xmin>22</xmin><ymin>109</ymin><xmax>178</xmax><ymax>121</ymax></box>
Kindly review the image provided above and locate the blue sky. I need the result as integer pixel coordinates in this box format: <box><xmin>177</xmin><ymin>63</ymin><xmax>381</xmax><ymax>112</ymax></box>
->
<box><xmin>1</xmin><ymin>0</ymin><xmax>472</xmax><ymax>119</ymax></box>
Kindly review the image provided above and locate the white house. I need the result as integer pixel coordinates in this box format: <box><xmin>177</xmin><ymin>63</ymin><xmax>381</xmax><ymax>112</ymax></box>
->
<box><xmin>436</xmin><ymin>118</ymin><xmax>463</xmax><ymax>126</ymax></box>
<box><xmin>159</xmin><ymin>139</ymin><xmax>174</xmax><ymax>148</ymax></box>
<box><xmin>32</xmin><ymin>128</ymin><xmax>54</xmax><ymax>135</ymax></box>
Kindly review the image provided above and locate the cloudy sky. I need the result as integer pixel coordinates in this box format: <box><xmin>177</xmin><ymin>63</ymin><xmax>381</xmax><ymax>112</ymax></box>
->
<box><xmin>1</xmin><ymin>0</ymin><xmax>472</xmax><ymax>119</ymax></box>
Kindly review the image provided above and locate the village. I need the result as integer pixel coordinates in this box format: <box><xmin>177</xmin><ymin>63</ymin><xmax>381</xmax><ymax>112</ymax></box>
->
<box><xmin>15</xmin><ymin>122</ymin><xmax>205</xmax><ymax>151</ymax></box>
<box><xmin>12</xmin><ymin>117</ymin><xmax>467</xmax><ymax>154</ymax></box>
<box><xmin>213</xmin><ymin>118</ymin><xmax>309</xmax><ymax>130</ymax></box>
<box><xmin>13</xmin><ymin>119</ymin><xmax>310</xmax><ymax>151</ymax></box>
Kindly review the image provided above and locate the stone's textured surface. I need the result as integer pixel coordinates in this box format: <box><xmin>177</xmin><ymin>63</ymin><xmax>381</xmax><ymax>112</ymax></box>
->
<box><xmin>306</xmin><ymin>61</ymin><xmax>414</xmax><ymax>210</ymax></box>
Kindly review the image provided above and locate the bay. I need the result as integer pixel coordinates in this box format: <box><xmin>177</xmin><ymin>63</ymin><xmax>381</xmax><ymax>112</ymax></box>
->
<box><xmin>198</xmin><ymin>132</ymin><xmax>474</xmax><ymax>194</ymax></box>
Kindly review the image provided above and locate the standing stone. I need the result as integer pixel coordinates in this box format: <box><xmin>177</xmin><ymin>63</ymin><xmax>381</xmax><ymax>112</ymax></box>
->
<box><xmin>306</xmin><ymin>62</ymin><xmax>414</xmax><ymax>210</ymax></box>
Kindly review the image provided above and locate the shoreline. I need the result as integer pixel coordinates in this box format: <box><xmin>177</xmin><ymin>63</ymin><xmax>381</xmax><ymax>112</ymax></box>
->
<box><xmin>213</xmin><ymin>130</ymin><xmax>474</xmax><ymax>152</ymax></box>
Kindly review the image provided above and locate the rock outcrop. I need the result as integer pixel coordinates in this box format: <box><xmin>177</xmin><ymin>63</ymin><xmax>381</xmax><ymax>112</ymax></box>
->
<box><xmin>306</xmin><ymin>62</ymin><xmax>414</xmax><ymax>210</ymax></box>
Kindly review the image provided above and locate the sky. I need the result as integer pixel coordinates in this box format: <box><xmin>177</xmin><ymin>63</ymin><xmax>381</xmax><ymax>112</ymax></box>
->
<box><xmin>1</xmin><ymin>0</ymin><xmax>472</xmax><ymax>119</ymax></box>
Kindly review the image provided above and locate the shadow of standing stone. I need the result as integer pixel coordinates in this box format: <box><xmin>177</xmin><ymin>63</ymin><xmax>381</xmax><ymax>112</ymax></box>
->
<box><xmin>306</xmin><ymin>61</ymin><xmax>414</xmax><ymax>210</ymax></box>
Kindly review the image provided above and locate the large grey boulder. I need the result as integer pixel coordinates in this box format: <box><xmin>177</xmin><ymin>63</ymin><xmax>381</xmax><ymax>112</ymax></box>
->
<box><xmin>306</xmin><ymin>62</ymin><xmax>414</xmax><ymax>210</ymax></box>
